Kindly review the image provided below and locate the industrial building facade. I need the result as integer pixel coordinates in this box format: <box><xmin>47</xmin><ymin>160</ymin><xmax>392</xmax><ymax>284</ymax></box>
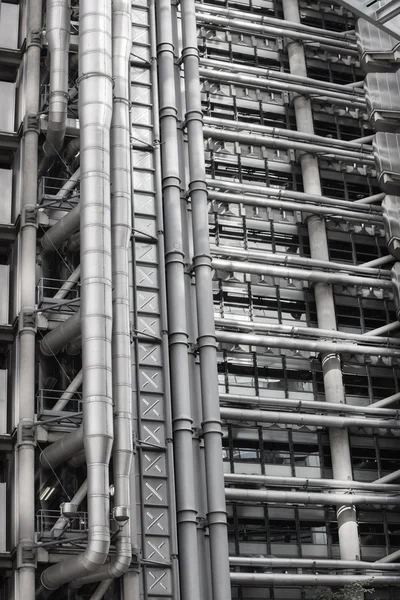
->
<box><xmin>0</xmin><ymin>0</ymin><xmax>400</xmax><ymax>598</ymax></box>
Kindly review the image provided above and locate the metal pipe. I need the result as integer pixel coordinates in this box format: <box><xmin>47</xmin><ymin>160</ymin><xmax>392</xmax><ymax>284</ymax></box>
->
<box><xmin>208</xmin><ymin>190</ymin><xmax>382</xmax><ymax>223</ymax></box>
<box><xmin>219</xmin><ymin>406</ymin><xmax>400</xmax><ymax>429</ymax></box>
<box><xmin>53</xmin><ymin>369</ymin><xmax>82</xmax><ymax>411</ymax></box>
<box><xmin>370</xmin><ymin>392</ymin><xmax>400</xmax><ymax>408</ymax></box>
<box><xmin>229</xmin><ymin>573</ymin><xmax>400</xmax><ymax>586</ymax></box>
<box><xmin>224</xmin><ymin>473</ymin><xmax>400</xmax><ymax>492</ymax></box>
<box><xmin>39</xmin><ymin>427</ymin><xmax>84</xmax><ymax>470</ymax></box>
<box><xmin>69</xmin><ymin>0</ymin><xmax>134</xmax><ymax>586</ymax></box>
<box><xmin>203</xmin><ymin>126</ymin><xmax>374</xmax><ymax>164</ymax></box>
<box><xmin>375</xmin><ymin>470</ymin><xmax>400</xmax><ymax>484</ymax></box>
<box><xmin>212</xmin><ymin>258</ymin><xmax>392</xmax><ymax>289</ymax></box>
<box><xmin>51</xmin><ymin>480</ymin><xmax>88</xmax><ymax>538</ymax></box>
<box><xmin>199</xmin><ymin>68</ymin><xmax>366</xmax><ymax>109</ymax></box>
<box><xmin>361</xmin><ymin>255</ymin><xmax>394</xmax><ymax>268</ymax></box>
<box><xmin>156</xmin><ymin>0</ymin><xmax>202</xmax><ymax>597</ymax></box>
<box><xmin>354</xmin><ymin>193</ymin><xmax>385</xmax><ymax>204</ymax></box>
<box><xmin>206</xmin><ymin>178</ymin><xmax>383</xmax><ymax>213</ymax></box>
<box><xmin>203</xmin><ymin>117</ymin><xmax>372</xmax><ymax>153</ymax></box>
<box><xmin>225</xmin><ymin>487</ymin><xmax>400</xmax><ymax>506</ymax></box>
<box><xmin>89</xmin><ymin>580</ymin><xmax>113</xmax><ymax>600</ymax></box>
<box><xmin>362</xmin><ymin>321</ymin><xmax>400</xmax><ymax>336</ymax></box>
<box><xmin>210</xmin><ymin>245</ymin><xmax>389</xmax><ymax>277</ymax></box>
<box><xmin>41</xmin><ymin>0</ymin><xmax>114</xmax><ymax>590</ymax></box>
<box><xmin>55</xmin><ymin>167</ymin><xmax>80</xmax><ymax>200</ymax></box>
<box><xmin>54</xmin><ymin>265</ymin><xmax>81</xmax><ymax>300</ymax></box>
<box><xmin>41</xmin><ymin>203</ymin><xmax>80</xmax><ymax>252</ymax></box>
<box><xmin>181</xmin><ymin>0</ymin><xmax>232</xmax><ymax>597</ymax></box>
<box><xmin>40</xmin><ymin>311</ymin><xmax>81</xmax><ymax>356</ymax></box>
<box><xmin>195</xmin><ymin>4</ymin><xmax>355</xmax><ymax>41</ymax></box>
<box><xmin>18</xmin><ymin>0</ymin><xmax>43</xmax><ymax>596</ymax></box>
<box><xmin>219</xmin><ymin>392</ymin><xmax>400</xmax><ymax>417</ymax></box>
<box><xmin>217</xmin><ymin>330</ymin><xmax>400</xmax><ymax>358</ymax></box>
<box><xmin>214</xmin><ymin>317</ymin><xmax>400</xmax><ymax>346</ymax></box>
<box><xmin>377</xmin><ymin>549</ymin><xmax>400</xmax><ymax>563</ymax></box>
<box><xmin>229</xmin><ymin>556</ymin><xmax>400</xmax><ymax>570</ymax></box>
<box><xmin>65</xmin><ymin>137</ymin><xmax>80</xmax><ymax>163</ymax></box>
<box><xmin>199</xmin><ymin>58</ymin><xmax>364</xmax><ymax>97</ymax></box>
<box><xmin>39</xmin><ymin>0</ymin><xmax>70</xmax><ymax>172</ymax></box>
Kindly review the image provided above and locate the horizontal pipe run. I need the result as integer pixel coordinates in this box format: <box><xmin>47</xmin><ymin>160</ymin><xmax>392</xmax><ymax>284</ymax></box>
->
<box><xmin>216</xmin><ymin>330</ymin><xmax>400</xmax><ymax>358</ymax></box>
<box><xmin>219</xmin><ymin>406</ymin><xmax>400</xmax><ymax>429</ymax></box>
<box><xmin>199</xmin><ymin>58</ymin><xmax>364</xmax><ymax>96</ymax></box>
<box><xmin>229</xmin><ymin>556</ymin><xmax>400</xmax><ymax>570</ymax></box>
<box><xmin>229</xmin><ymin>573</ymin><xmax>400</xmax><ymax>586</ymax></box>
<box><xmin>224</xmin><ymin>473</ymin><xmax>400</xmax><ymax>492</ymax></box>
<box><xmin>206</xmin><ymin>178</ymin><xmax>383</xmax><ymax>213</ymax></box>
<box><xmin>196</xmin><ymin>4</ymin><xmax>355</xmax><ymax>41</ymax></box>
<box><xmin>212</xmin><ymin>258</ymin><xmax>392</xmax><ymax>289</ymax></box>
<box><xmin>219</xmin><ymin>392</ymin><xmax>400</xmax><ymax>417</ymax></box>
<box><xmin>210</xmin><ymin>245</ymin><xmax>389</xmax><ymax>277</ymax></box>
<box><xmin>199</xmin><ymin>68</ymin><xmax>366</xmax><ymax>108</ymax></box>
<box><xmin>203</xmin><ymin>127</ymin><xmax>373</xmax><ymax>164</ymax></box>
<box><xmin>203</xmin><ymin>116</ymin><xmax>372</xmax><ymax>152</ymax></box>
<box><xmin>225</xmin><ymin>487</ymin><xmax>400</xmax><ymax>505</ymax></box>
<box><xmin>40</xmin><ymin>311</ymin><xmax>81</xmax><ymax>356</ymax></box>
<box><xmin>214</xmin><ymin>317</ymin><xmax>400</xmax><ymax>346</ymax></box>
<box><xmin>208</xmin><ymin>190</ymin><xmax>382</xmax><ymax>223</ymax></box>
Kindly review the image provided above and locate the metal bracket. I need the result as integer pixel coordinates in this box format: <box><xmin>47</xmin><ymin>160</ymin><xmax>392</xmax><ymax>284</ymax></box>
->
<box><xmin>23</xmin><ymin>112</ymin><xmax>40</xmax><ymax>136</ymax></box>
<box><xmin>18</xmin><ymin>309</ymin><xmax>37</xmax><ymax>334</ymax></box>
<box><xmin>17</xmin><ymin>421</ymin><xmax>36</xmax><ymax>447</ymax></box>
<box><xmin>21</xmin><ymin>204</ymin><xmax>38</xmax><ymax>230</ymax></box>
<box><xmin>26</xmin><ymin>28</ymin><xmax>42</xmax><ymax>49</ymax></box>
<box><xmin>17</xmin><ymin>544</ymin><xmax>37</xmax><ymax>569</ymax></box>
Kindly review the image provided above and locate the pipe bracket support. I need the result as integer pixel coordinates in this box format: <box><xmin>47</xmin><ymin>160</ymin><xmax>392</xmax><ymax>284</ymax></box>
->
<box><xmin>17</xmin><ymin>543</ymin><xmax>37</xmax><ymax>569</ymax></box>
<box><xmin>21</xmin><ymin>204</ymin><xmax>38</xmax><ymax>229</ymax></box>
<box><xmin>18</xmin><ymin>309</ymin><xmax>37</xmax><ymax>334</ymax></box>
<box><xmin>17</xmin><ymin>421</ymin><xmax>36</xmax><ymax>448</ymax></box>
<box><xmin>26</xmin><ymin>28</ymin><xmax>42</xmax><ymax>49</ymax></box>
<box><xmin>23</xmin><ymin>113</ymin><xmax>40</xmax><ymax>136</ymax></box>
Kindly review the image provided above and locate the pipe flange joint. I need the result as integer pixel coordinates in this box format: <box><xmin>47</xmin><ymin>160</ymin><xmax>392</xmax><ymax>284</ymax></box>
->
<box><xmin>181</xmin><ymin>47</ymin><xmax>200</xmax><ymax>60</ymax></box>
<box><xmin>193</xmin><ymin>254</ymin><xmax>212</xmax><ymax>270</ymax></box>
<box><xmin>17</xmin><ymin>543</ymin><xmax>37</xmax><ymax>569</ymax></box>
<box><xmin>26</xmin><ymin>28</ymin><xmax>42</xmax><ymax>49</ymax></box>
<box><xmin>185</xmin><ymin>110</ymin><xmax>204</xmax><ymax>125</ymax></box>
<box><xmin>165</xmin><ymin>249</ymin><xmax>185</xmax><ymax>264</ymax></box>
<box><xmin>202</xmin><ymin>418</ymin><xmax>223</xmax><ymax>434</ymax></box>
<box><xmin>197</xmin><ymin>333</ymin><xmax>218</xmax><ymax>349</ymax></box>
<box><xmin>176</xmin><ymin>509</ymin><xmax>198</xmax><ymax>525</ymax></box>
<box><xmin>189</xmin><ymin>179</ymin><xmax>207</xmax><ymax>193</ymax></box>
<box><xmin>172</xmin><ymin>416</ymin><xmax>194</xmax><ymax>433</ymax></box>
<box><xmin>19</xmin><ymin>308</ymin><xmax>37</xmax><ymax>333</ymax></box>
<box><xmin>76</xmin><ymin>71</ymin><xmax>113</xmax><ymax>86</ymax></box>
<box><xmin>23</xmin><ymin>113</ymin><xmax>40</xmax><ymax>136</ymax></box>
<box><xmin>17</xmin><ymin>420</ymin><xmax>36</xmax><ymax>447</ymax></box>
<box><xmin>207</xmin><ymin>511</ymin><xmax>229</xmax><ymax>525</ymax></box>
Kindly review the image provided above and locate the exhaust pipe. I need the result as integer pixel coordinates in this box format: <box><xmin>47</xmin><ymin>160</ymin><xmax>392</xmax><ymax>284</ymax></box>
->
<box><xmin>40</xmin><ymin>311</ymin><xmax>81</xmax><ymax>356</ymax></box>
<box><xmin>40</xmin><ymin>0</ymin><xmax>114</xmax><ymax>590</ymax></box>
<box><xmin>39</xmin><ymin>0</ymin><xmax>70</xmax><ymax>173</ymax></box>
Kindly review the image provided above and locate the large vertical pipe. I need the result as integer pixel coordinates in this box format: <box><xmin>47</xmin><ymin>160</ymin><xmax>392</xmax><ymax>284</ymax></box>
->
<box><xmin>281</xmin><ymin>0</ymin><xmax>361</xmax><ymax>565</ymax></box>
<box><xmin>155</xmin><ymin>0</ymin><xmax>202</xmax><ymax>598</ymax></box>
<box><xmin>180</xmin><ymin>1</ymin><xmax>231</xmax><ymax>599</ymax></box>
<box><xmin>40</xmin><ymin>0</ymin><xmax>114</xmax><ymax>589</ymax></box>
<box><xmin>18</xmin><ymin>1</ymin><xmax>43</xmax><ymax>598</ymax></box>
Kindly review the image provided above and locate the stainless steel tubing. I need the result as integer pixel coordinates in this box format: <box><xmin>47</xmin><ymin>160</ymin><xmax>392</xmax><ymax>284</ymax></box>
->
<box><xmin>208</xmin><ymin>190</ymin><xmax>381</xmax><ymax>223</ymax></box>
<box><xmin>40</xmin><ymin>311</ymin><xmax>81</xmax><ymax>356</ymax></box>
<box><xmin>89</xmin><ymin>580</ymin><xmax>113</xmax><ymax>600</ymax></box>
<box><xmin>224</xmin><ymin>473</ymin><xmax>400</xmax><ymax>492</ymax></box>
<box><xmin>70</xmin><ymin>0</ymin><xmax>134</xmax><ymax>585</ymax></box>
<box><xmin>200</xmin><ymin>58</ymin><xmax>364</xmax><ymax>97</ymax></box>
<box><xmin>219</xmin><ymin>407</ymin><xmax>400</xmax><ymax>429</ymax></box>
<box><xmin>370</xmin><ymin>391</ymin><xmax>400</xmax><ymax>408</ymax></box>
<box><xmin>51</xmin><ymin>479</ymin><xmax>88</xmax><ymax>538</ymax></box>
<box><xmin>375</xmin><ymin>469</ymin><xmax>400</xmax><ymax>484</ymax></box>
<box><xmin>65</xmin><ymin>137</ymin><xmax>80</xmax><ymax>162</ymax></box>
<box><xmin>217</xmin><ymin>330</ymin><xmax>400</xmax><ymax>358</ymax></box>
<box><xmin>225</xmin><ymin>488</ymin><xmax>400</xmax><ymax>506</ymax></box>
<box><xmin>204</xmin><ymin>116</ymin><xmax>372</xmax><ymax>152</ymax></box>
<box><xmin>195</xmin><ymin>4</ymin><xmax>355</xmax><ymax>41</ymax></box>
<box><xmin>362</xmin><ymin>321</ymin><xmax>400</xmax><ymax>336</ymax></box>
<box><xmin>18</xmin><ymin>1</ymin><xmax>43</xmax><ymax>596</ymax></box>
<box><xmin>362</xmin><ymin>255</ymin><xmax>395</xmax><ymax>268</ymax></box>
<box><xmin>199</xmin><ymin>68</ymin><xmax>366</xmax><ymax>109</ymax></box>
<box><xmin>377</xmin><ymin>549</ymin><xmax>400</xmax><ymax>563</ymax></box>
<box><xmin>212</xmin><ymin>258</ymin><xmax>392</xmax><ymax>289</ymax></box>
<box><xmin>54</xmin><ymin>265</ymin><xmax>81</xmax><ymax>300</ymax></box>
<box><xmin>41</xmin><ymin>203</ymin><xmax>80</xmax><ymax>251</ymax></box>
<box><xmin>219</xmin><ymin>392</ymin><xmax>400</xmax><ymax>417</ymax></box>
<box><xmin>39</xmin><ymin>427</ymin><xmax>84</xmax><ymax>470</ymax></box>
<box><xmin>55</xmin><ymin>167</ymin><xmax>80</xmax><ymax>200</ymax></box>
<box><xmin>181</xmin><ymin>0</ymin><xmax>231</xmax><ymax>598</ymax></box>
<box><xmin>40</xmin><ymin>0</ymin><xmax>70</xmax><ymax>171</ymax></box>
<box><xmin>211</xmin><ymin>245</ymin><xmax>389</xmax><ymax>277</ymax></box>
<box><xmin>156</xmin><ymin>0</ymin><xmax>202</xmax><ymax>597</ymax></box>
<box><xmin>203</xmin><ymin>127</ymin><xmax>374</xmax><ymax>164</ymax></box>
<box><xmin>206</xmin><ymin>178</ymin><xmax>383</xmax><ymax>213</ymax></box>
<box><xmin>214</xmin><ymin>317</ymin><xmax>400</xmax><ymax>346</ymax></box>
<box><xmin>229</xmin><ymin>556</ymin><xmax>400</xmax><ymax>570</ymax></box>
<box><xmin>195</xmin><ymin>12</ymin><xmax>357</xmax><ymax>50</ymax></box>
<box><xmin>53</xmin><ymin>369</ymin><xmax>82</xmax><ymax>411</ymax></box>
<box><xmin>229</xmin><ymin>573</ymin><xmax>400</xmax><ymax>586</ymax></box>
<box><xmin>40</xmin><ymin>0</ymin><xmax>114</xmax><ymax>590</ymax></box>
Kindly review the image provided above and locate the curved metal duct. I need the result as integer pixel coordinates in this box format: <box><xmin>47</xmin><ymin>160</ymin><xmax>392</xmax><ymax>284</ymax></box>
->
<box><xmin>70</xmin><ymin>0</ymin><xmax>134</xmax><ymax>587</ymax></box>
<box><xmin>39</xmin><ymin>0</ymin><xmax>70</xmax><ymax>173</ymax></box>
<box><xmin>40</xmin><ymin>311</ymin><xmax>81</xmax><ymax>356</ymax></box>
<box><xmin>41</xmin><ymin>203</ymin><xmax>80</xmax><ymax>252</ymax></box>
<box><xmin>40</xmin><ymin>0</ymin><xmax>114</xmax><ymax>590</ymax></box>
<box><xmin>40</xmin><ymin>426</ymin><xmax>84</xmax><ymax>470</ymax></box>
